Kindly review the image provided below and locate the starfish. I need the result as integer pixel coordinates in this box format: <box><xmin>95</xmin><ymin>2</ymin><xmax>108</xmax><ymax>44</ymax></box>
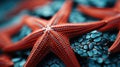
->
<box><xmin>0</xmin><ymin>54</ymin><xmax>13</xmax><ymax>67</ymax></box>
<box><xmin>77</xmin><ymin>0</ymin><xmax>120</xmax><ymax>19</ymax></box>
<box><xmin>97</xmin><ymin>14</ymin><xmax>120</xmax><ymax>53</ymax></box>
<box><xmin>0</xmin><ymin>22</ymin><xmax>24</xmax><ymax>48</ymax></box>
<box><xmin>2</xmin><ymin>0</ymin><xmax>107</xmax><ymax>67</ymax></box>
<box><xmin>77</xmin><ymin>0</ymin><xmax>120</xmax><ymax>53</ymax></box>
<box><xmin>0</xmin><ymin>22</ymin><xmax>24</xmax><ymax>67</ymax></box>
<box><xmin>2</xmin><ymin>0</ymin><xmax>52</xmax><ymax>22</ymax></box>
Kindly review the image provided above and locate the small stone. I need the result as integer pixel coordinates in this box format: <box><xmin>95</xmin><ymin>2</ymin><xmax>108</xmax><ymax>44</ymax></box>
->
<box><xmin>97</xmin><ymin>58</ymin><xmax>103</xmax><ymax>63</ymax></box>
<box><xmin>91</xmin><ymin>30</ymin><xmax>98</xmax><ymax>33</ymax></box>
<box><xmin>93</xmin><ymin>49</ymin><xmax>98</xmax><ymax>55</ymax></box>
<box><xmin>95</xmin><ymin>32</ymin><xmax>102</xmax><ymax>36</ymax></box>
<box><xmin>19</xmin><ymin>59</ymin><xmax>26</xmax><ymax>67</ymax></box>
<box><xmin>83</xmin><ymin>49</ymin><xmax>87</xmax><ymax>52</ymax></box>
<box><xmin>110</xmin><ymin>34</ymin><xmax>116</xmax><ymax>42</ymax></box>
<box><xmin>81</xmin><ymin>42</ymin><xmax>86</xmax><ymax>45</ymax></box>
<box><xmin>87</xmin><ymin>51</ymin><xmax>93</xmax><ymax>57</ymax></box>
<box><xmin>91</xmin><ymin>33</ymin><xmax>98</xmax><ymax>38</ymax></box>
<box><xmin>103</xmin><ymin>33</ymin><xmax>109</xmax><ymax>39</ymax></box>
<box><xmin>84</xmin><ymin>45</ymin><xmax>88</xmax><ymax>50</ymax></box>
<box><xmin>77</xmin><ymin>50</ymin><xmax>83</xmax><ymax>54</ymax></box>
<box><xmin>74</xmin><ymin>42</ymin><xmax>79</xmax><ymax>46</ymax></box>
<box><xmin>78</xmin><ymin>38</ymin><xmax>83</xmax><ymax>42</ymax></box>
<box><xmin>12</xmin><ymin>58</ymin><xmax>21</xmax><ymax>62</ymax></box>
<box><xmin>86</xmin><ymin>34</ymin><xmax>91</xmax><ymax>39</ymax></box>
<box><xmin>102</xmin><ymin>54</ymin><xmax>108</xmax><ymax>59</ymax></box>
<box><xmin>82</xmin><ymin>52</ymin><xmax>88</xmax><ymax>56</ymax></box>
<box><xmin>104</xmin><ymin>59</ymin><xmax>110</xmax><ymax>64</ymax></box>
<box><xmin>89</xmin><ymin>43</ymin><xmax>94</xmax><ymax>50</ymax></box>
<box><xmin>50</xmin><ymin>64</ymin><xmax>60</xmax><ymax>67</ymax></box>
<box><xmin>94</xmin><ymin>37</ymin><xmax>101</xmax><ymax>42</ymax></box>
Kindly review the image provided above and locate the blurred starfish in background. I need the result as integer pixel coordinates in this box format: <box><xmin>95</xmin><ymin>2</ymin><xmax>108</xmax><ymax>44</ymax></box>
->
<box><xmin>2</xmin><ymin>0</ymin><xmax>52</xmax><ymax>22</ymax></box>
<box><xmin>0</xmin><ymin>22</ymin><xmax>24</xmax><ymax>48</ymax></box>
<box><xmin>78</xmin><ymin>0</ymin><xmax>120</xmax><ymax>53</ymax></box>
<box><xmin>0</xmin><ymin>54</ymin><xmax>13</xmax><ymax>67</ymax></box>
<box><xmin>0</xmin><ymin>22</ymin><xmax>24</xmax><ymax>67</ymax></box>
<box><xmin>2</xmin><ymin>0</ymin><xmax>108</xmax><ymax>67</ymax></box>
<box><xmin>78</xmin><ymin>0</ymin><xmax>120</xmax><ymax>19</ymax></box>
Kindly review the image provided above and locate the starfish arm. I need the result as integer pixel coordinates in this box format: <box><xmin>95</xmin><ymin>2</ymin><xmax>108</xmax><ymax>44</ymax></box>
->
<box><xmin>0</xmin><ymin>34</ymin><xmax>13</xmax><ymax>48</ymax></box>
<box><xmin>109</xmin><ymin>30</ymin><xmax>120</xmax><ymax>53</ymax></box>
<box><xmin>1</xmin><ymin>22</ymin><xmax>24</xmax><ymax>37</ymax></box>
<box><xmin>114</xmin><ymin>0</ymin><xmax>120</xmax><ymax>11</ymax></box>
<box><xmin>24</xmin><ymin>32</ymin><xmax>50</xmax><ymax>67</ymax></box>
<box><xmin>23</xmin><ymin>15</ymin><xmax>47</xmax><ymax>31</ymax></box>
<box><xmin>52</xmin><ymin>21</ymin><xmax>106</xmax><ymax>38</ymax></box>
<box><xmin>49</xmin><ymin>31</ymin><xmax>80</xmax><ymax>67</ymax></box>
<box><xmin>77</xmin><ymin>5</ymin><xmax>116</xmax><ymax>19</ymax></box>
<box><xmin>2</xmin><ymin>29</ymin><xmax>44</xmax><ymax>52</ymax></box>
<box><xmin>49</xmin><ymin>0</ymin><xmax>73</xmax><ymax>25</ymax></box>
<box><xmin>0</xmin><ymin>54</ymin><xmax>13</xmax><ymax>67</ymax></box>
<box><xmin>98</xmin><ymin>14</ymin><xmax>120</xmax><ymax>32</ymax></box>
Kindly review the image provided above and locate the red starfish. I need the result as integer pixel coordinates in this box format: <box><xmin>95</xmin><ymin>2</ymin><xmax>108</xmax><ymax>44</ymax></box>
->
<box><xmin>0</xmin><ymin>22</ymin><xmax>24</xmax><ymax>67</ymax></box>
<box><xmin>0</xmin><ymin>54</ymin><xmax>13</xmax><ymax>67</ymax></box>
<box><xmin>3</xmin><ymin>0</ymin><xmax>52</xmax><ymax>22</ymax></box>
<box><xmin>0</xmin><ymin>22</ymin><xmax>24</xmax><ymax>48</ymax></box>
<box><xmin>98</xmin><ymin>14</ymin><xmax>120</xmax><ymax>53</ymax></box>
<box><xmin>77</xmin><ymin>0</ymin><xmax>120</xmax><ymax>53</ymax></box>
<box><xmin>2</xmin><ymin>1</ymin><xmax>107</xmax><ymax>67</ymax></box>
<box><xmin>77</xmin><ymin>0</ymin><xmax>120</xmax><ymax>19</ymax></box>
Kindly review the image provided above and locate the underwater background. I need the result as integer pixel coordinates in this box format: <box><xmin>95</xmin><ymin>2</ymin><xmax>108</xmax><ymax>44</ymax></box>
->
<box><xmin>0</xmin><ymin>0</ymin><xmax>120</xmax><ymax>67</ymax></box>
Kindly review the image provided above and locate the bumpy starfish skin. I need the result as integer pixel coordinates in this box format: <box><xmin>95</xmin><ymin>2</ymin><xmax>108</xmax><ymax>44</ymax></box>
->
<box><xmin>2</xmin><ymin>1</ymin><xmax>107</xmax><ymax>67</ymax></box>
<box><xmin>77</xmin><ymin>0</ymin><xmax>120</xmax><ymax>19</ymax></box>
<box><xmin>98</xmin><ymin>14</ymin><xmax>120</xmax><ymax>53</ymax></box>
<box><xmin>0</xmin><ymin>22</ymin><xmax>24</xmax><ymax>67</ymax></box>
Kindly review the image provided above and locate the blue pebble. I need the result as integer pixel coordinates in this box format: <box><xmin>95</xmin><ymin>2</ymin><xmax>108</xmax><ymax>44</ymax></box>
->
<box><xmin>91</xmin><ymin>33</ymin><xmax>98</xmax><ymax>38</ymax></box>
<box><xmin>86</xmin><ymin>34</ymin><xmax>91</xmax><ymax>39</ymax></box>
<box><xmin>19</xmin><ymin>59</ymin><xmax>26</xmax><ymax>67</ymax></box>
<box><xmin>102</xmin><ymin>54</ymin><xmax>108</xmax><ymax>59</ymax></box>
<box><xmin>78</xmin><ymin>38</ymin><xmax>83</xmax><ymax>42</ymax></box>
<box><xmin>110</xmin><ymin>34</ymin><xmax>116</xmax><ymax>42</ymax></box>
<box><xmin>89</xmin><ymin>43</ymin><xmax>94</xmax><ymax>50</ymax></box>
<box><xmin>82</xmin><ymin>52</ymin><xmax>88</xmax><ymax>56</ymax></box>
<box><xmin>84</xmin><ymin>45</ymin><xmax>88</xmax><ymax>49</ymax></box>
<box><xmin>78</xmin><ymin>50</ymin><xmax>83</xmax><ymax>54</ymax></box>
<box><xmin>12</xmin><ymin>58</ymin><xmax>21</xmax><ymax>63</ymax></box>
<box><xmin>93</xmin><ymin>49</ymin><xmax>98</xmax><ymax>55</ymax></box>
<box><xmin>97</xmin><ymin>58</ymin><xmax>103</xmax><ymax>63</ymax></box>
<box><xmin>87</xmin><ymin>51</ymin><xmax>93</xmax><ymax>57</ymax></box>
<box><xmin>50</xmin><ymin>64</ymin><xmax>60</xmax><ymax>67</ymax></box>
<box><xmin>103</xmin><ymin>33</ymin><xmax>109</xmax><ymax>39</ymax></box>
<box><xmin>94</xmin><ymin>37</ymin><xmax>101</xmax><ymax>42</ymax></box>
<box><xmin>74</xmin><ymin>42</ymin><xmax>79</xmax><ymax>46</ymax></box>
<box><xmin>104</xmin><ymin>59</ymin><xmax>111</xmax><ymax>64</ymax></box>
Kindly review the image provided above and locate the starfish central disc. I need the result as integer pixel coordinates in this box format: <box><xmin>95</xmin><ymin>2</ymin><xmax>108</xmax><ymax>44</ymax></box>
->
<box><xmin>43</xmin><ymin>25</ymin><xmax>53</xmax><ymax>32</ymax></box>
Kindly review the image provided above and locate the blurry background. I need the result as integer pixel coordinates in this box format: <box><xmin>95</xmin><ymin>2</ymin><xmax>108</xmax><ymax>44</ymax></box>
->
<box><xmin>0</xmin><ymin>0</ymin><xmax>120</xmax><ymax>67</ymax></box>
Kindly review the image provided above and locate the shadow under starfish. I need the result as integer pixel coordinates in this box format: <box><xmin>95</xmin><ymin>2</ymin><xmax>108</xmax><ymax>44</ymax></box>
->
<box><xmin>77</xmin><ymin>0</ymin><xmax>120</xmax><ymax>53</ymax></box>
<box><xmin>0</xmin><ymin>22</ymin><xmax>24</xmax><ymax>67</ymax></box>
<box><xmin>2</xmin><ymin>0</ymin><xmax>108</xmax><ymax>67</ymax></box>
